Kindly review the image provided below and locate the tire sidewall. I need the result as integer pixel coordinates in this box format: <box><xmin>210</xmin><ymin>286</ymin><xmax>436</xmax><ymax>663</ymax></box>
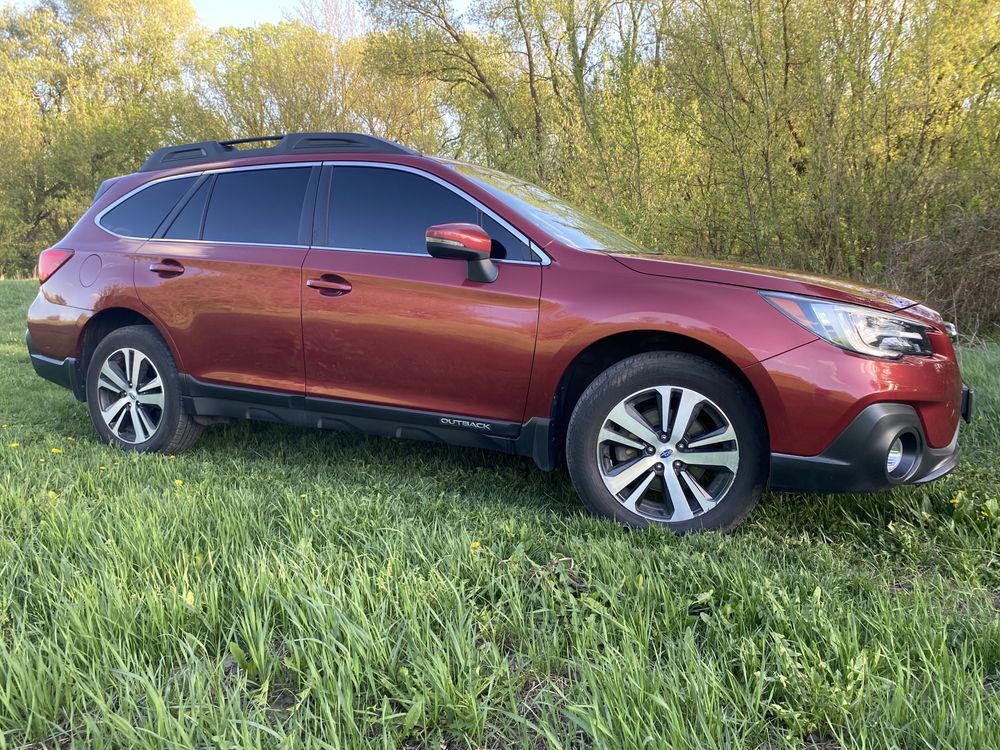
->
<box><xmin>85</xmin><ymin>326</ymin><xmax>184</xmax><ymax>453</ymax></box>
<box><xmin>566</xmin><ymin>353</ymin><xmax>768</xmax><ymax>532</ymax></box>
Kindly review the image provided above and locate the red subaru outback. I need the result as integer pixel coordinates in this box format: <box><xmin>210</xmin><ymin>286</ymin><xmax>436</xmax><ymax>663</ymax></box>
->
<box><xmin>26</xmin><ymin>132</ymin><xmax>973</xmax><ymax>531</ymax></box>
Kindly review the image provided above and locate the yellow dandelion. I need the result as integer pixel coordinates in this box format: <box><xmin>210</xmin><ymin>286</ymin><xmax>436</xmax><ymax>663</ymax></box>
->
<box><xmin>50</xmin><ymin>447</ymin><xmax>62</xmax><ymax>454</ymax></box>
<box><xmin>471</xmin><ymin>541</ymin><xmax>481</xmax><ymax>551</ymax></box>
<box><xmin>99</xmin><ymin>465</ymin><xmax>107</xmax><ymax>471</ymax></box>
<box><xmin>174</xmin><ymin>479</ymin><xmax>184</xmax><ymax>486</ymax></box>
<box><xmin>8</xmin><ymin>442</ymin><xmax>18</xmax><ymax>449</ymax></box>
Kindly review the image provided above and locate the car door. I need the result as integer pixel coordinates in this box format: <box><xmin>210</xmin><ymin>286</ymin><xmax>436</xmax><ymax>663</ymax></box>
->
<box><xmin>300</xmin><ymin>163</ymin><xmax>542</xmax><ymax>423</ymax></box>
<box><xmin>132</xmin><ymin>164</ymin><xmax>319</xmax><ymax>393</ymax></box>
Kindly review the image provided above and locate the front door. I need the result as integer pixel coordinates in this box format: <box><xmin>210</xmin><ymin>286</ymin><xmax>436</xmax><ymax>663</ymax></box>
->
<box><xmin>301</xmin><ymin>164</ymin><xmax>542</xmax><ymax>423</ymax></box>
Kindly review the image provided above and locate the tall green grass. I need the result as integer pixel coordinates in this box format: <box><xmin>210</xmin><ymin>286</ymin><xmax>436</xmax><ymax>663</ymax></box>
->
<box><xmin>1</xmin><ymin>279</ymin><xmax>997</xmax><ymax>748</ymax></box>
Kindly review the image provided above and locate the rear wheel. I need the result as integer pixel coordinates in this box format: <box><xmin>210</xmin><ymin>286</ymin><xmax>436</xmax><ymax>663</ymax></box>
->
<box><xmin>566</xmin><ymin>352</ymin><xmax>767</xmax><ymax>532</ymax></box>
<box><xmin>85</xmin><ymin>325</ymin><xmax>202</xmax><ymax>453</ymax></box>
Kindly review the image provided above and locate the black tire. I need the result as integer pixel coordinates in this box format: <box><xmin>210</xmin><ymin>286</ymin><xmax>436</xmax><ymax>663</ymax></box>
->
<box><xmin>566</xmin><ymin>352</ymin><xmax>767</xmax><ymax>532</ymax></box>
<box><xmin>85</xmin><ymin>325</ymin><xmax>203</xmax><ymax>454</ymax></box>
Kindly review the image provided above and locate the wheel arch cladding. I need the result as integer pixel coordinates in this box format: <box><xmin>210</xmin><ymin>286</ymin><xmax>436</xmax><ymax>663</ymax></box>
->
<box><xmin>547</xmin><ymin>329</ymin><xmax>768</xmax><ymax>468</ymax></box>
<box><xmin>78</xmin><ymin>307</ymin><xmax>176</xmax><ymax>392</ymax></box>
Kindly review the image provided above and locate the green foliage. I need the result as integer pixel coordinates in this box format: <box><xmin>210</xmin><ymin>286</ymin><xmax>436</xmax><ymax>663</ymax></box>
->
<box><xmin>365</xmin><ymin>0</ymin><xmax>1000</xmax><ymax>329</ymax></box>
<box><xmin>1</xmin><ymin>0</ymin><xmax>999</xmax><ymax>328</ymax></box>
<box><xmin>0</xmin><ymin>0</ymin><xmax>208</xmax><ymax>274</ymax></box>
<box><xmin>1</xmin><ymin>277</ymin><xmax>999</xmax><ymax>746</ymax></box>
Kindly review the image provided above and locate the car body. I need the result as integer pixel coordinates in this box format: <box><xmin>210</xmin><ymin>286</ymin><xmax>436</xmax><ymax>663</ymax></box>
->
<box><xmin>26</xmin><ymin>132</ymin><xmax>974</xmax><ymax>531</ymax></box>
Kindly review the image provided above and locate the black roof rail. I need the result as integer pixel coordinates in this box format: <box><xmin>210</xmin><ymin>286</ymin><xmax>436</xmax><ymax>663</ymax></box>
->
<box><xmin>139</xmin><ymin>132</ymin><xmax>418</xmax><ymax>173</ymax></box>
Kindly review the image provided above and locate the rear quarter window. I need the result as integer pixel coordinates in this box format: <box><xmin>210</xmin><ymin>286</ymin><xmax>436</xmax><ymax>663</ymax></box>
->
<box><xmin>99</xmin><ymin>177</ymin><xmax>197</xmax><ymax>238</ymax></box>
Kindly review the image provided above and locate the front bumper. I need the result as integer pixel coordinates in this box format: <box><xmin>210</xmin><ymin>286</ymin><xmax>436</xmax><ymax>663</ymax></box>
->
<box><xmin>26</xmin><ymin>330</ymin><xmax>85</xmax><ymax>401</ymax></box>
<box><xmin>769</xmin><ymin>402</ymin><xmax>962</xmax><ymax>493</ymax></box>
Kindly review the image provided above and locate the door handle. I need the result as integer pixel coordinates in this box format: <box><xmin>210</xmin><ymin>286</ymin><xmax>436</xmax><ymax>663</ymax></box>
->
<box><xmin>306</xmin><ymin>275</ymin><xmax>352</xmax><ymax>296</ymax></box>
<box><xmin>149</xmin><ymin>259</ymin><xmax>185</xmax><ymax>277</ymax></box>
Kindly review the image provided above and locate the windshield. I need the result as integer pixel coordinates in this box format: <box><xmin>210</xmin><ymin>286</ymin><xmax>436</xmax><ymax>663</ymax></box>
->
<box><xmin>445</xmin><ymin>160</ymin><xmax>646</xmax><ymax>253</ymax></box>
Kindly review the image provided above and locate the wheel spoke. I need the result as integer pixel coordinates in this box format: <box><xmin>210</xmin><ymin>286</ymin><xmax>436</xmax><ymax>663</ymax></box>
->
<box><xmin>663</xmin><ymin>469</ymin><xmax>694</xmax><ymax>522</ymax></box>
<box><xmin>109</xmin><ymin>402</ymin><xmax>129</xmax><ymax>436</ymax></box>
<box><xmin>122</xmin><ymin>349</ymin><xmax>134</xmax><ymax>388</ymax></box>
<box><xmin>129</xmin><ymin>350</ymin><xmax>148</xmax><ymax>389</ymax></box>
<box><xmin>680</xmin><ymin>469</ymin><xmax>717</xmax><ymax>512</ymax></box>
<box><xmin>621</xmin><ymin>470</ymin><xmax>657</xmax><ymax>513</ymax></box>
<box><xmin>136</xmin><ymin>390</ymin><xmax>164</xmax><ymax>409</ymax></box>
<box><xmin>599</xmin><ymin>426</ymin><xmax>646</xmax><ymax>451</ymax></box>
<box><xmin>134</xmin><ymin>404</ymin><xmax>157</xmax><ymax>439</ymax></box>
<box><xmin>606</xmin><ymin>401</ymin><xmax>659</xmax><ymax>448</ymax></box>
<box><xmin>138</xmin><ymin>375</ymin><xmax>161</xmax><ymax>393</ymax></box>
<box><xmin>654</xmin><ymin>387</ymin><xmax>674</xmax><ymax>433</ymax></box>
<box><xmin>668</xmin><ymin>388</ymin><xmax>702</xmax><ymax>444</ymax></box>
<box><xmin>605</xmin><ymin>455</ymin><xmax>658</xmax><ymax>496</ymax></box>
<box><xmin>100</xmin><ymin>360</ymin><xmax>130</xmax><ymax>394</ymax></box>
<box><xmin>129</xmin><ymin>404</ymin><xmax>148</xmax><ymax>443</ymax></box>
<box><xmin>101</xmin><ymin>396</ymin><xmax>129</xmax><ymax>423</ymax></box>
<box><xmin>686</xmin><ymin>424</ymin><xmax>736</xmax><ymax>449</ymax></box>
<box><xmin>682</xmin><ymin>449</ymin><xmax>739</xmax><ymax>472</ymax></box>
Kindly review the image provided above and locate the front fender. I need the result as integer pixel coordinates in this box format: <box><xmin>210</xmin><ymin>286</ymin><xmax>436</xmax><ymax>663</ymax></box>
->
<box><xmin>523</xmin><ymin>255</ymin><xmax>816</xmax><ymax>420</ymax></box>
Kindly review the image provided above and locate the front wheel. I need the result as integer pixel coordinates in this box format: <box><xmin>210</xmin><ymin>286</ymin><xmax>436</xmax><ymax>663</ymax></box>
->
<box><xmin>566</xmin><ymin>352</ymin><xmax>768</xmax><ymax>532</ymax></box>
<box><xmin>85</xmin><ymin>325</ymin><xmax>202</xmax><ymax>454</ymax></box>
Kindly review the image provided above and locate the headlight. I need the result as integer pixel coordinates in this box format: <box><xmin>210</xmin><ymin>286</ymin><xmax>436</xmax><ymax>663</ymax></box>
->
<box><xmin>762</xmin><ymin>292</ymin><xmax>933</xmax><ymax>359</ymax></box>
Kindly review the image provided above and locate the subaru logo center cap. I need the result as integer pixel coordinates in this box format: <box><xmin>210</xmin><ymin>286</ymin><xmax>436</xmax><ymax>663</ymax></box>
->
<box><xmin>660</xmin><ymin>447</ymin><xmax>673</xmax><ymax>459</ymax></box>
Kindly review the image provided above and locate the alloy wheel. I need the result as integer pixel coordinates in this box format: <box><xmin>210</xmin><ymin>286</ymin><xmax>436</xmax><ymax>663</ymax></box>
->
<box><xmin>95</xmin><ymin>347</ymin><xmax>164</xmax><ymax>444</ymax></box>
<box><xmin>596</xmin><ymin>385</ymin><xmax>740</xmax><ymax>523</ymax></box>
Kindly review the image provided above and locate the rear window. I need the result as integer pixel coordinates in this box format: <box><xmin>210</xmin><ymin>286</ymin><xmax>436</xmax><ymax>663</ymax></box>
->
<box><xmin>99</xmin><ymin>177</ymin><xmax>196</xmax><ymax>238</ymax></box>
<box><xmin>203</xmin><ymin>167</ymin><xmax>312</xmax><ymax>245</ymax></box>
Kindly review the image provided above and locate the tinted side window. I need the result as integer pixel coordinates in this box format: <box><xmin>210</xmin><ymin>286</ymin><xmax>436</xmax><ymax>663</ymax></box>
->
<box><xmin>100</xmin><ymin>177</ymin><xmax>196</xmax><ymax>238</ymax></box>
<box><xmin>163</xmin><ymin>178</ymin><xmax>211</xmax><ymax>240</ymax></box>
<box><xmin>481</xmin><ymin>213</ymin><xmax>531</xmax><ymax>261</ymax></box>
<box><xmin>329</xmin><ymin>167</ymin><xmax>477</xmax><ymax>255</ymax></box>
<box><xmin>203</xmin><ymin>167</ymin><xmax>312</xmax><ymax>245</ymax></box>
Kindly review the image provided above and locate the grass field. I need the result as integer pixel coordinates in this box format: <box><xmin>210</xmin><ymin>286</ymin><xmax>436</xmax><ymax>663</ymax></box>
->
<box><xmin>0</xmin><ymin>278</ymin><xmax>997</xmax><ymax>749</ymax></box>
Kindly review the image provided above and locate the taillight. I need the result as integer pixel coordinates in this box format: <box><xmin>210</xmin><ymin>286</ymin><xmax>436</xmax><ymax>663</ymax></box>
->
<box><xmin>37</xmin><ymin>248</ymin><xmax>74</xmax><ymax>283</ymax></box>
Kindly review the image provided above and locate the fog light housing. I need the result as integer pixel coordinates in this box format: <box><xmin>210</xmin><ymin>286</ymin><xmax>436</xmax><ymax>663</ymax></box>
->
<box><xmin>885</xmin><ymin>431</ymin><xmax>918</xmax><ymax>479</ymax></box>
<box><xmin>886</xmin><ymin>438</ymin><xmax>904</xmax><ymax>474</ymax></box>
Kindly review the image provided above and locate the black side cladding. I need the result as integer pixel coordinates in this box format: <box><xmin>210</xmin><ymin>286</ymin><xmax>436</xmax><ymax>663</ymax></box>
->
<box><xmin>140</xmin><ymin>132</ymin><xmax>418</xmax><ymax>173</ymax></box>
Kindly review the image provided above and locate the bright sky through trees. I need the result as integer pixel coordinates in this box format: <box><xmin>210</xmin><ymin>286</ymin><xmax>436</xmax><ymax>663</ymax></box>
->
<box><xmin>189</xmin><ymin>0</ymin><xmax>290</xmax><ymax>28</ymax></box>
<box><xmin>185</xmin><ymin>0</ymin><xmax>470</xmax><ymax>28</ymax></box>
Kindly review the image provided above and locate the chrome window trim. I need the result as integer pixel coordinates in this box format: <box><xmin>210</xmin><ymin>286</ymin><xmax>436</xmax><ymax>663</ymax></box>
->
<box><xmin>93</xmin><ymin>159</ymin><xmax>553</xmax><ymax>266</ymax></box>
<box><xmin>322</xmin><ymin>160</ymin><xmax>551</xmax><ymax>266</ymax></box>
<box><xmin>94</xmin><ymin>162</ymin><xmax>321</xmax><ymax>243</ymax></box>
<box><xmin>143</xmin><ymin>237</ymin><xmax>311</xmax><ymax>250</ymax></box>
<box><xmin>307</xmin><ymin>243</ymin><xmax>544</xmax><ymax>266</ymax></box>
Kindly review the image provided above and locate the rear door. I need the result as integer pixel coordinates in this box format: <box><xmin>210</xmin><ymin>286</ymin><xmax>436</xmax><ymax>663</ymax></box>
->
<box><xmin>300</xmin><ymin>163</ymin><xmax>542</xmax><ymax>423</ymax></box>
<box><xmin>130</xmin><ymin>164</ymin><xmax>318</xmax><ymax>393</ymax></box>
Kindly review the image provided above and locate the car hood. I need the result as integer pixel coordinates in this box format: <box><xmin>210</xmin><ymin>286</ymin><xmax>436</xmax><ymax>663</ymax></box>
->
<box><xmin>606</xmin><ymin>252</ymin><xmax>919</xmax><ymax>312</ymax></box>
